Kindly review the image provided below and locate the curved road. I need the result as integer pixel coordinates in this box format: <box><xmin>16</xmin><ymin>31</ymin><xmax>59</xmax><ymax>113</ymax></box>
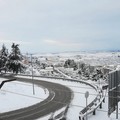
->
<box><xmin>0</xmin><ymin>77</ymin><xmax>72</xmax><ymax>120</ymax></box>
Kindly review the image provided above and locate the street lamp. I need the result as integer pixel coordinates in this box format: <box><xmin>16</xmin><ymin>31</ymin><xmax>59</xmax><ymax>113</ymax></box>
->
<box><xmin>30</xmin><ymin>54</ymin><xmax>35</xmax><ymax>95</ymax></box>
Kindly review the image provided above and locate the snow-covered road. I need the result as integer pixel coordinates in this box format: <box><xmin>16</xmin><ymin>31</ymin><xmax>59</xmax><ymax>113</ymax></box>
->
<box><xmin>16</xmin><ymin>75</ymin><xmax>97</xmax><ymax>120</ymax></box>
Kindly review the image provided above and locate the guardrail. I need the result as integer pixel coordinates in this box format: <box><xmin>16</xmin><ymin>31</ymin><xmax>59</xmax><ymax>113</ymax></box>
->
<box><xmin>0</xmin><ymin>78</ymin><xmax>16</xmax><ymax>89</ymax></box>
<box><xmin>48</xmin><ymin>105</ymin><xmax>69</xmax><ymax>120</ymax></box>
<box><xmin>15</xmin><ymin>73</ymin><xmax>98</xmax><ymax>90</ymax></box>
<box><xmin>79</xmin><ymin>87</ymin><xmax>107</xmax><ymax>120</ymax></box>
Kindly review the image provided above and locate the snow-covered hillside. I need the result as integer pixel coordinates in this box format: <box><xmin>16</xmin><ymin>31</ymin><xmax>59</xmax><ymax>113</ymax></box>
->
<box><xmin>1</xmin><ymin>51</ymin><xmax>120</xmax><ymax>120</ymax></box>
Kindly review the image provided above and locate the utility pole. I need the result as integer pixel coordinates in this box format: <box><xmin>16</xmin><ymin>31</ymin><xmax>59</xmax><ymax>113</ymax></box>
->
<box><xmin>31</xmin><ymin>54</ymin><xmax>35</xmax><ymax>95</ymax></box>
<box><xmin>116</xmin><ymin>71</ymin><xmax>119</xmax><ymax>119</ymax></box>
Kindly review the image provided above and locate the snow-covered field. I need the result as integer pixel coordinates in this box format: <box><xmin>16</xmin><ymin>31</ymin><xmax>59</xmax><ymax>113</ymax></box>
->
<box><xmin>35</xmin><ymin>51</ymin><xmax>120</xmax><ymax>66</ymax></box>
<box><xmin>0</xmin><ymin>78</ymin><xmax>49</xmax><ymax>113</ymax></box>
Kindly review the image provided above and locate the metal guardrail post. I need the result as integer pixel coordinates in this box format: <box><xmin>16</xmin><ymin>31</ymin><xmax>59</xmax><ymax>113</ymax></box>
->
<box><xmin>85</xmin><ymin>91</ymin><xmax>89</xmax><ymax>120</ymax></box>
<box><xmin>100</xmin><ymin>103</ymin><xmax>102</xmax><ymax>109</ymax></box>
<box><xmin>93</xmin><ymin>110</ymin><xmax>96</xmax><ymax>115</ymax></box>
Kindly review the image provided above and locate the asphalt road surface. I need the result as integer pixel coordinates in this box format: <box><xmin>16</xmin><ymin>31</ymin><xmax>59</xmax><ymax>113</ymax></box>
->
<box><xmin>0</xmin><ymin>77</ymin><xmax>72</xmax><ymax>120</ymax></box>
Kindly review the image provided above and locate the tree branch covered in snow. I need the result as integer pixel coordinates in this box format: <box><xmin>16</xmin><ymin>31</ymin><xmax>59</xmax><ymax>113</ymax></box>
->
<box><xmin>0</xmin><ymin>43</ymin><xmax>25</xmax><ymax>74</ymax></box>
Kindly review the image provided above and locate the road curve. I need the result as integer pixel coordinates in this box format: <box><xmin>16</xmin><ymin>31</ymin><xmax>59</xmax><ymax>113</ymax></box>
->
<box><xmin>0</xmin><ymin>77</ymin><xmax>72</xmax><ymax>120</ymax></box>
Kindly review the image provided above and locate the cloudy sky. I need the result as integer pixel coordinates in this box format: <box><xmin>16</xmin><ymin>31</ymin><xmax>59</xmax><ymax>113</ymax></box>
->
<box><xmin>0</xmin><ymin>0</ymin><xmax>120</xmax><ymax>53</ymax></box>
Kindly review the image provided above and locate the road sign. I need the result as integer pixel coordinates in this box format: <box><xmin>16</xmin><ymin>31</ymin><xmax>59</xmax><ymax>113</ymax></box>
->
<box><xmin>108</xmin><ymin>70</ymin><xmax>120</xmax><ymax>119</ymax></box>
<box><xmin>85</xmin><ymin>91</ymin><xmax>89</xmax><ymax>99</ymax></box>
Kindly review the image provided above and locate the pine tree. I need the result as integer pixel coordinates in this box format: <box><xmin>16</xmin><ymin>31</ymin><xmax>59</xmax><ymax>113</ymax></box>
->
<box><xmin>7</xmin><ymin>43</ymin><xmax>22</xmax><ymax>74</ymax></box>
<box><xmin>0</xmin><ymin>44</ymin><xmax>8</xmax><ymax>72</ymax></box>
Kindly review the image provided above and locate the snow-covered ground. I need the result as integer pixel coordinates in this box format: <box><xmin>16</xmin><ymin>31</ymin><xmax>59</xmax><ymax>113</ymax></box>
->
<box><xmin>0</xmin><ymin>75</ymin><xmax>120</xmax><ymax>120</ymax></box>
<box><xmin>33</xmin><ymin>51</ymin><xmax>120</xmax><ymax>66</ymax></box>
<box><xmin>0</xmin><ymin>78</ymin><xmax>49</xmax><ymax>113</ymax></box>
<box><xmin>1</xmin><ymin>51</ymin><xmax>120</xmax><ymax>120</ymax></box>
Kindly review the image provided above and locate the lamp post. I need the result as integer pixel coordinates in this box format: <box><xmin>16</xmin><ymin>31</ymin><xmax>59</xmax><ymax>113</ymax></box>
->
<box><xmin>30</xmin><ymin>54</ymin><xmax>35</xmax><ymax>95</ymax></box>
